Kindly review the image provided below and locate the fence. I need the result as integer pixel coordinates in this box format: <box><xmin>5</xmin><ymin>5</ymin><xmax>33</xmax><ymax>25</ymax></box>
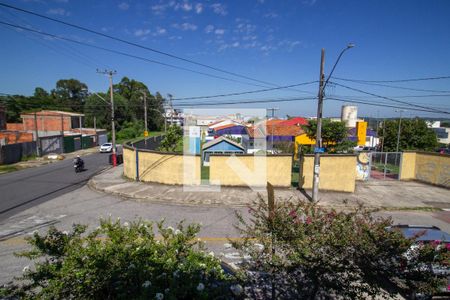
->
<box><xmin>0</xmin><ymin>141</ymin><xmax>37</xmax><ymax>164</ymax></box>
<box><xmin>400</xmin><ymin>151</ymin><xmax>450</xmax><ymax>188</ymax></box>
<box><xmin>40</xmin><ymin>135</ymin><xmax>63</xmax><ymax>155</ymax></box>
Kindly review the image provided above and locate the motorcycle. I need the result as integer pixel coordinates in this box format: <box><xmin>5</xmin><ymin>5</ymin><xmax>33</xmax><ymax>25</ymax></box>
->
<box><xmin>74</xmin><ymin>158</ymin><xmax>84</xmax><ymax>173</ymax></box>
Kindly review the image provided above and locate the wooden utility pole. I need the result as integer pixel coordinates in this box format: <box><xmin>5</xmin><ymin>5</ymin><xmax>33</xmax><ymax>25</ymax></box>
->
<box><xmin>312</xmin><ymin>49</ymin><xmax>325</xmax><ymax>202</ymax></box>
<box><xmin>97</xmin><ymin>69</ymin><xmax>117</xmax><ymax>166</ymax></box>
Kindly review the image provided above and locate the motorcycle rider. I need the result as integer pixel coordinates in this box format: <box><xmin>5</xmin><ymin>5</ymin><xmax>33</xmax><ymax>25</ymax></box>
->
<box><xmin>74</xmin><ymin>155</ymin><xmax>84</xmax><ymax>170</ymax></box>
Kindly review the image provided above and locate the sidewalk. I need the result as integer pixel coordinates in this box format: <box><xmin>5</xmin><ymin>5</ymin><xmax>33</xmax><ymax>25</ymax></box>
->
<box><xmin>89</xmin><ymin>166</ymin><xmax>450</xmax><ymax>210</ymax></box>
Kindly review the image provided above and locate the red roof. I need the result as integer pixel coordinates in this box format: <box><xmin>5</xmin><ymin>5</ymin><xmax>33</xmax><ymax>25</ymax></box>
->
<box><xmin>279</xmin><ymin>117</ymin><xmax>308</xmax><ymax>126</ymax></box>
<box><xmin>213</xmin><ymin>123</ymin><xmax>238</xmax><ymax>131</ymax></box>
<box><xmin>246</xmin><ymin>123</ymin><xmax>304</xmax><ymax>138</ymax></box>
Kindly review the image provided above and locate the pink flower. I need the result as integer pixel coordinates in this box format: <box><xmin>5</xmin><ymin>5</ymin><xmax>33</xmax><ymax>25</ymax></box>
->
<box><xmin>446</xmin><ymin>243</ymin><xmax>450</xmax><ymax>251</ymax></box>
<box><xmin>288</xmin><ymin>210</ymin><xmax>297</xmax><ymax>218</ymax></box>
<box><xmin>432</xmin><ymin>240</ymin><xmax>441</xmax><ymax>246</ymax></box>
<box><xmin>306</xmin><ymin>216</ymin><xmax>312</xmax><ymax>224</ymax></box>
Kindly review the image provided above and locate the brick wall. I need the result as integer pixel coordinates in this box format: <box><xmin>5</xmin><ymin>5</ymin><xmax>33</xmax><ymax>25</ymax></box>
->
<box><xmin>6</xmin><ymin>123</ymin><xmax>24</xmax><ymax>131</ymax></box>
<box><xmin>22</xmin><ymin>115</ymin><xmax>72</xmax><ymax>131</ymax></box>
<box><xmin>0</xmin><ymin>131</ymin><xmax>34</xmax><ymax>144</ymax></box>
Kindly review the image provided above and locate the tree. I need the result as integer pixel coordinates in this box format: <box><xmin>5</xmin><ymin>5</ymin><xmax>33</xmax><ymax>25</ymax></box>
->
<box><xmin>159</xmin><ymin>125</ymin><xmax>182</xmax><ymax>152</ymax></box>
<box><xmin>379</xmin><ymin>118</ymin><xmax>438</xmax><ymax>151</ymax></box>
<box><xmin>84</xmin><ymin>93</ymin><xmax>128</xmax><ymax>131</ymax></box>
<box><xmin>52</xmin><ymin>79</ymin><xmax>89</xmax><ymax>112</ymax></box>
<box><xmin>302</xmin><ymin>119</ymin><xmax>348</xmax><ymax>146</ymax></box>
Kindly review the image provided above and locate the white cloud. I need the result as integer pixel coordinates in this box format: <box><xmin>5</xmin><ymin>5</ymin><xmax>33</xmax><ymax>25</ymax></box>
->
<box><xmin>232</xmin><ymin>41</ymin><xmax>240</xmax><ymax>47</ymax></box>
<box><xmin>118</xmin><ymin>2</ymin><xmax>130</xmax><ymax>10</ymax></box>
<box><xmin>46</xmin><ymin>8</ymin><xmax>70</xmax><ymax>16</ymax></box>
<box><xmin>278</xmin><ymin>39</ymin><xmax>302</xmax><ymax>51</ymax></box>
<box><xmin>204</xmin><ymin>24</ymin><xmax>214</xmax><ymax>33</ymax></box>
<box><xmin>151</xmin><ymin>4</ymin><xmax>167</xmax><ymax>14</ymax></box>
<box><xmin>195</xmin><ymin>3</ymin><xmax>203</xmax><ymax>14</ymax></box>
<box><xmin>169</xmin><ymin>35</ymin><xmax>183</xmax><ymax>40</ymax></box>
<box><xmin>154</xmin><ymin>27</ymin><xmax>167</xmax><ymax>36</ymax></box>
<box><xmin>173</xmin><ymin>22</ymin><xmax>198</xmax><ymax>31</ymax></box>
<box><xmin>210</xmin><ymin>3</ymin><xmax>227</xmax><ymax>16</ymax></box>
<box><xmin>175</xmin><ymin>1</ymin><xmax>193</xmax><ymax>12</ymax></box>
<box><xmin>134</xmin><ymin>28</ymin><xmax>151</xmax><ymax>37</ymax></box>
<box><xmin>214</xmin><ymin>28</ymin><xmax>225</xmax><ymax>35</ymax></box>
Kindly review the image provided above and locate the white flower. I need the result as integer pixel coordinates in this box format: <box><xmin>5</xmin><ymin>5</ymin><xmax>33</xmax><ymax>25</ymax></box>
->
<box><xmin>254</xmin><ymin>243</ymin><xmax>264</xmax><ymax>251</ymax></box>
<box><xmin>142</xmin><ymin>280</ymin><xmax>151</xmax><ymax>288</ymax></box>
<box><xmin>174</xmin><ymin>229</ymin><xmax>182</xmax><ymax>235</ymax></box>
<box><xmin>123</xmin><ymin>222</ymin><xmax>130</xmax><ymax>227</ymax></box>
<box><xmin>208</xmin><ymin>251</ymin><xmax>215</xmax><ymax>257</ymax></box>
<box><xmin>199</xmin><ymin>263</ymin><xmax>206</xmax><ymax>268</ymax></box>
<box><xmin>167</xmin><ymin>226</ymin><xmax>174</xmax><ymax>232</ymax></box>
<box><xmin>230</xmin><ymin>284</ymin><xmax>243</xmax><ymax>296</ymax></box>
<box><xmin>196</xmin><ymin>283</ymin><xmax>205</xmax><ymax>291</ymax></box>
<box><xmin>223</xmin><ymin>243</ymin><xmax>232</xmax><ymax>248</ymax></box>
<box><xmin>22</xmin><ymin>265</ymin><xmax>30</xmax><ymax>273</ymax></box>
<box><xmin>62</xmin><ymin>231</ymin><xmax>69</xmax><ymax>235</ymax></box>
<box><xmin>155</xmin><ymin>293</ymin><xmax>164</xmax><ymax>300</ymax></box>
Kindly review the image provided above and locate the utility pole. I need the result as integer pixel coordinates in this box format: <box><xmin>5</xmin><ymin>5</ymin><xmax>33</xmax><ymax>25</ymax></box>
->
<box><xmin>79</xmin><ymin>115</ymin><xmax>83</xmax><ymax>149</ymax></box>
<box><xmin>395</xmin><ymin>110</ymin><xmax>404</xmax><ymax>153</ymax></box>
<box><xmin>34</xmin><ymin>112</ymin><xmax>40</xmax><ymax>157</ymax></box>
<box><xmin>311</xmin><ymin>43</ymin><xmax>354</xmax><ymax>202</ymax></box>
<box><xmin>312</xmin><ymin>49</ymin><xmax>325</xmax><ymax>202</ymax></box>
<box><xmin>97</xmin><ymin>69</ymin><xmax>117</xmax><ymax>167</ymax></box>
<box><xmin>60</xmin><ymin>114</ymin><xmax>64</xmax><ymax>153</ymax></box>
<box><xmin>267</xmin><ymin>108</ymin><xmax>278</xmax><ymax>152</ymax></box>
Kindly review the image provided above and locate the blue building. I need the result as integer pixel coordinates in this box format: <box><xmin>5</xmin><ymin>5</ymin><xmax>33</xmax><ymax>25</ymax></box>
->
<box><xmin>202</xmin><ymin>136</ymin><xmax>245</xmax><ymax>166</ymax></box>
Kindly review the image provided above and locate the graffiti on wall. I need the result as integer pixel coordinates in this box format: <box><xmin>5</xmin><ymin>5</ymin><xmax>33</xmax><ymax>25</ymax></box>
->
<box><xmin>356</xmin><ymin>152</ymin><xmax>371</xmax><ymax>181</ymax></box>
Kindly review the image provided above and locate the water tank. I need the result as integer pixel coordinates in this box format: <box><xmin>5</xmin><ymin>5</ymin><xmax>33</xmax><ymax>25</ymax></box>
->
<box><xmin>341</xmin><ymin>105</ymin><xmax>358</xmax><ymax>127</ymax></box>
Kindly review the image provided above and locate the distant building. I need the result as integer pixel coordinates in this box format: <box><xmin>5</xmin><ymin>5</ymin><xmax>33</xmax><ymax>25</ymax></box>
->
<box><xmin>426</xmin><ymin>120</ymin><xmax>449</xmax><ymax>144</ymax></box>
<box><xmin>202</xmin><ymin>136</ymin><xmax>245</xmax><ymax>166</ymax></box>
<box><xmin>0</xmin><ymin>105</ymin><xmax>5</xmax><ymax>130</ymax></box>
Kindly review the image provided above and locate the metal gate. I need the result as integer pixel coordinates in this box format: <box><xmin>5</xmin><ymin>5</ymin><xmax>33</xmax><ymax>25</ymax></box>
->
<box><xmin>369</xmin><ymin>152</ymin><xmax>402</xmax><ymax>180</ymax></box>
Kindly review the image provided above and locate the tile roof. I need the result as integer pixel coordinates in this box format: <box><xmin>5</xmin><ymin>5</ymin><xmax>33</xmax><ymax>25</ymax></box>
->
<box><xmin>279</xmin><ymin>117</ymin><xmax>308</xmax><ymax>126</ymax></box>
<box><xmin>246</xmin><ymin>123</ymin><xmax>303</xmax><ymax>138</ymax></box>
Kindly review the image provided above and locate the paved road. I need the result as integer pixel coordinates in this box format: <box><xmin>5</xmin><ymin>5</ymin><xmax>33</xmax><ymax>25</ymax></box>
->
<box><xmin>0</xmin><ymin>152</ymin><xmax>110</xmax><ymax>222</ymax></box>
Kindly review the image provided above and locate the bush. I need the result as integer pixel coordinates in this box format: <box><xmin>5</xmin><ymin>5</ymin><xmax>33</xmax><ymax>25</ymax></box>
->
<box><xmin>232</xmin><ymin>188</ymin><xmax>448</xmax><ymax>299</ymax></box>
<box><xmin>2</xmin><ymin>219</ymin><xmax>239</xmax><ymax>300</ymax></box>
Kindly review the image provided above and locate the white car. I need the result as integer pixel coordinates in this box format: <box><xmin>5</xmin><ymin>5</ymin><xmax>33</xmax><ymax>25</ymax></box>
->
<box><xmin>99</xmin><ymin>143</ymin><xmax>113</xmax><ymax>153</ymax></box>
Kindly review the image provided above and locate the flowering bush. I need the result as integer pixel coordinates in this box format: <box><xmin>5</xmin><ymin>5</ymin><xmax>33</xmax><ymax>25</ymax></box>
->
<box><xmin>233</xmin><ymin>192</ymin><xmax>448</xmax><ymax>299</ymax></box>
<box><xmin>2</xmin><ymin>219</ymin><xmax>238</xmax><ymax>299</ymax></box>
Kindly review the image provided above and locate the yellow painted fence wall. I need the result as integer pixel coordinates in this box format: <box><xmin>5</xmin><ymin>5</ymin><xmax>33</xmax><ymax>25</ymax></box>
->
<box><xmin>299</xmin><ymin>154</ymin><xmax>356</xmax><ymax>192</ymax></box>
<box><xmin>400</xmin><ymin>151</ymin><xmax>450</xmax><ymax>188</ymax></box>
<box><xmin>123</xmin><ymin>147</ymin><xmax>201</xmax><ymax>185</ymax></box>
<box><xmin>209</xmin><ymin>154</ymin><xmax>292</xmax><ymax>187</ymax></box>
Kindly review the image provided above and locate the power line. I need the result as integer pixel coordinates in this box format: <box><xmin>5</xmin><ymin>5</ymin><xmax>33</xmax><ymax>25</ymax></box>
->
<box><xmin>332</xmin><ymin>75</ymin><xmax>450</xmax><ymax>83</ymax></box>
<box><xmin>0</xmin><ymin>20</ymin><xmax>273</xmax><ymax>89</ymax></box>
<box><xmin>330</xmin><ymin>82</ymin><xmax>450</xmax><ymax>115</ymax></box>
<box><xmin>0</xmin><ymin>2</ymin><xmax>282</xmax><ymax>88</ymax></box>
<box><xmin>331</xmin><ymin>77</ymin><xmax>450</xmax><ymax>93</ymax></box>
<box><xmin>326</xmin><ymin>97</ymin><xmax>447</xmax><ymax>114</ymax></box>
<box><xmin>171</xmin><ymin>81</ymin><xmax>317</xmax><ymax>101</ymax></box>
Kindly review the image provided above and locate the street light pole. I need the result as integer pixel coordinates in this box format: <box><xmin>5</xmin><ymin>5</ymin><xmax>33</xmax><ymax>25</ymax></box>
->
<box><xmin>97</xmin><ymin>69</ymin><xmax>117</xmax><ymax>167</ymax></box>
<box><xmin>312</xmin><ymin>44</ymin><xmax>354</xmax><ymax>202</ymax></box>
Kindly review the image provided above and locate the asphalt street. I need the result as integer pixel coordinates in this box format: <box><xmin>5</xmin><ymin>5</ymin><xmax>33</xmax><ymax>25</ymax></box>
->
<box><xmin>0</xmin><ymin>152</ymin><xmax>110</xmax><ymax>222</ymax></box>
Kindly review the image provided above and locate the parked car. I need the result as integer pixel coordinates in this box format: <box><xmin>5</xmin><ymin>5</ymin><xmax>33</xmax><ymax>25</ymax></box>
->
<box><xmin>387</xmin><ymin>225</ymin><xmax>450</xmax><ymax>299</ymax></box>
<box><xmin>99</xmin><ymin>143</ymin><xmax>113</xmax><ymax>153</ymax></box>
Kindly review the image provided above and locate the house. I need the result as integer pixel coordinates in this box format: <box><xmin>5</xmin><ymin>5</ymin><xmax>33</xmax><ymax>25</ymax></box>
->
<box><xmin>208</xmin><ymin>124</ymin><xmax>248</xmax><ymax>144</ymax></box>
<box><xmin>202</xmin><ymin>136</ymin><xmax>245</xmax><ymax>166</ymax></box>
<box><xmin>244</xmin><ymin>120</ymin><xmax>304</xmax><ymax>153</ymax></box>
<box><xmin>0</xmin><ymin>104</ymin><xmax>5</xmax><ymax>130</ymax></box>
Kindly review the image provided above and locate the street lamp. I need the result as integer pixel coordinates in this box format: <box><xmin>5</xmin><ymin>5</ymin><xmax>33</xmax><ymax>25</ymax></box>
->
<box><xmin>312</xmin><ymin>43</ymin><xmax>355</xmax><ymax>202</ymax></box>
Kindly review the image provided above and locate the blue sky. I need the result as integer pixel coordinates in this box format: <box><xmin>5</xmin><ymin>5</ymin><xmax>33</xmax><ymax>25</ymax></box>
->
<box><xmin>1</xmin><ymin>0</ymin><xmax>450</xmax><ymax>118</ymax></box>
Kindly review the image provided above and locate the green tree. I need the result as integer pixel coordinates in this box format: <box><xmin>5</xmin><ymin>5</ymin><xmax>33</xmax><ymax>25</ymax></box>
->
<box><xmin>52</xmin><ymin>79</ymin><xmax>89</xmax><ymax>112</ymax></box>
<box><xmin>159</xmin><ymin>125</ymin><xmax>182</xmax><ymax>152</ymax></box>
<box><xmin>302</xmin><ymin>119</ymin><xmax>348</xmax><ymax>145</ymax></box>
<box><xmin>84</xmin><ymin>93</ymin><xmax>128</xmax><ymax>131</ymax></box>
<box><xmin>379</xmin><ymin>118</ymin><xmax>438</xmax><ymax>151</ymax></box>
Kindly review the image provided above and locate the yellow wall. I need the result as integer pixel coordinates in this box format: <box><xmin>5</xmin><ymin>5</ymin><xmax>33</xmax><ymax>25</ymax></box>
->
<box><xmin>399</xmin><ymin>152</ymin><xmax>416</xmax><ymax>180</ymax></box>
<box><xmin>123</xmin><ymin>147</ymin><xmax>201</xmax><ymax>185</ymax></box>
<box><xmin>415</xmin><ymin>152</ymin><xmax>450</xmax><ymax>188</ymax></box>
<box><xmin>294</xmin><ymin>134</ymin><xmax>315</xmax><ymax>156</ymax></box>
<box><xmin>209</xmin><ymin>155</ymin><xmax>292</xmax><ymax>187</ymax></box>
<box><xmin>299</xmin><ymin>155</ymin><xmax>356</xmax><ymax>192</ymax></box>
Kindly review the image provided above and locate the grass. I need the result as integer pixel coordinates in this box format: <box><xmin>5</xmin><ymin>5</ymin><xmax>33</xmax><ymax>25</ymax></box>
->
<box><xmin>21</xmin><ymin>155</ymin><xmax>37</xmax><ymax>162</ymax></box>
<box><xmin>201</xmin><ymin>165</ymin><xmax>210</xmax><ymax>181</ymax></box>
<box><xmin>0</xmin><ymin>165</ymin><xmax>19</xmax><ymax>174</ymax></box>
<box><xmin>373</xmin><ymin>163</ymin><xmax>400</xmax><ymax>174</ymax></box>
